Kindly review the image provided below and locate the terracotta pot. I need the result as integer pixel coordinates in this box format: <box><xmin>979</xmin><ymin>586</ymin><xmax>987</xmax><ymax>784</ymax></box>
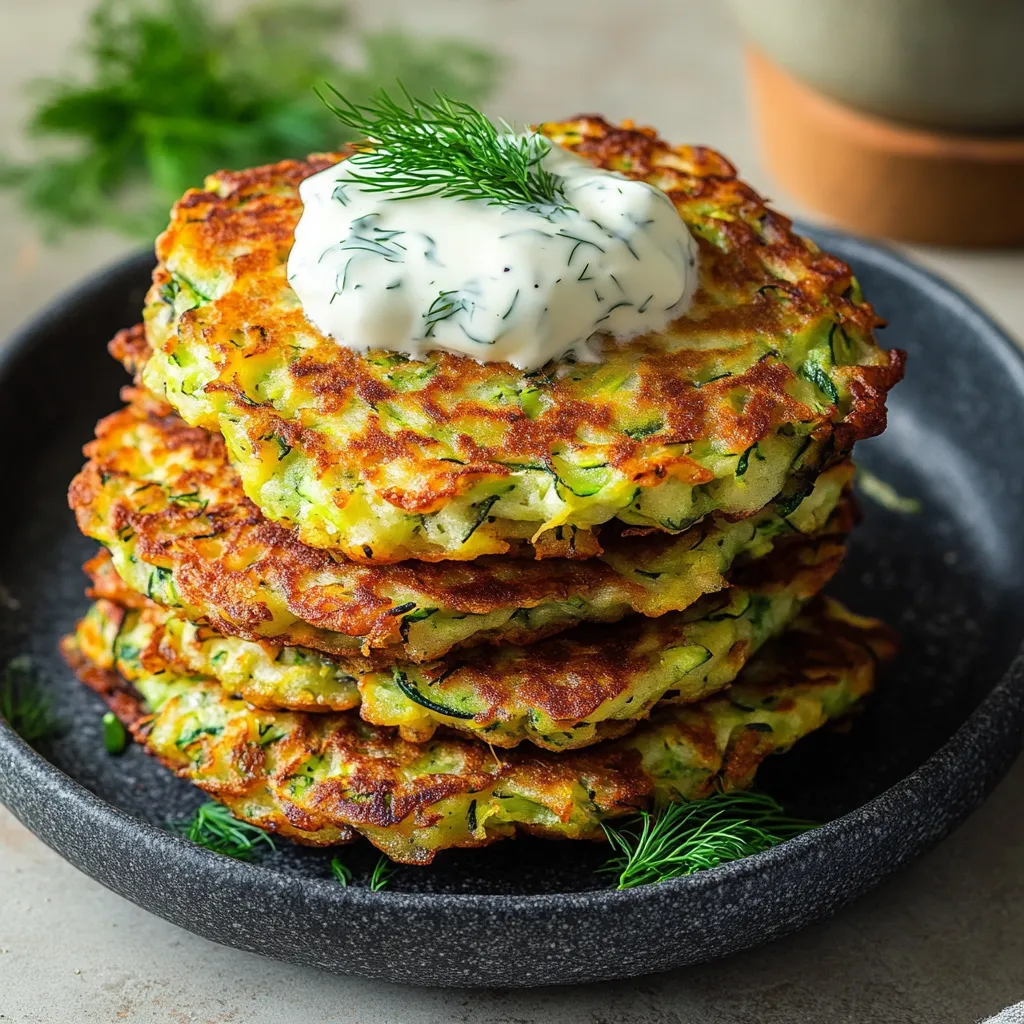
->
<box><xmin>743</xmin><ymin>49</ymin><xmax>1024</xmax><ymax>247</ymax></box>
<box><xmin>726</xmin><ymin>0</ymin><xmax>1024</xmax><ymax>133</ymax></box>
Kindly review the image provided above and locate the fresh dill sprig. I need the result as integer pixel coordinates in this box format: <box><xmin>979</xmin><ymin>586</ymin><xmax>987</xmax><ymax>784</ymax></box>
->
<box><xmin>318</xmin><ymin>85</ymin><xmax>564</xmax><ymax>208</ymax></box>
<box><xmin>1</xmin><ymin>0</ymin><xmax>500</xmax><ymax>239</ymax></box>
<box><xmin>369</xmin><ymin>853</ymin><xmax>393</xmax><ymax>891</ymax></box>
<box><xmin>330</xmin><ymin>856</ymin><xmax>353</xmax><ymax>887</ymax></box>
<box><xmin>0</xmin><ymin>655</ymin><xmax>61</xmax><ymax>745</ymax></box>
<box><xmin>601</xmin><ymin>791</ymin><xmax>816</xmax><ymax>890</ymax></box>
<box><xmin>174</xmin><ymin>801</ymin><xmax>276</xmax><ymax>860</ymax></box>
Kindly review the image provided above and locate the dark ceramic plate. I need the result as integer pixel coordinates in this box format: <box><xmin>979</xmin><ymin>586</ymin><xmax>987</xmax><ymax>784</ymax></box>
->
<box><xmin>1</xmin><ymin>227</ymin><xmax>1023</xmax><ymax>988</ymax></box>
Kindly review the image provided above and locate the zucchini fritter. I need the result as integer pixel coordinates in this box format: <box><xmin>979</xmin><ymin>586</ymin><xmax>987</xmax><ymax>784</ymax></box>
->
<box><xmin>134</xmin><ymin>117</ymin><xmax>903</xmax><ymax>562</ymax></box>
<box><xmin>64</xmin><ymin>598</ymin><xmax>895</xmax><ymax>864</ymax></box>
<box><xmin>76</xmin><ymin>517</ymin><xmax>846</xmax><ymax>749</ymax></box>
<box><xmin>69</xmin><ymin>388</ymin><xmax>850</xmax><ymax>662</ymax></box>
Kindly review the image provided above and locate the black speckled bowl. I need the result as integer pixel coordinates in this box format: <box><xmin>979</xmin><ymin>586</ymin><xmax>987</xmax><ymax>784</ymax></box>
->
<box><xmin>1</xmin><ymin>228</ymin><xmax>1023</xmax><ymax>987</ymax></box>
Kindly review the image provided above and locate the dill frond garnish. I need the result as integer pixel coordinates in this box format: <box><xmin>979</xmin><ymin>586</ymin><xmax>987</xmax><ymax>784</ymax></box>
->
<box><xmin>331</xmin><ymin>856</ymin><xmax>353</xmax><ymax>887</ymax></box>
<box><xmin>601</xmin><ymin>791</ymin><xmax>816</xmax><ymax>890</ymax></box>
<box><xmin>0</xmin><ymin>655</ymin><xmax>61</xmax><ymax>745</ymax></box>
<box><xmin>174</xmin><ymin>801</ymin><xmax>276</xmax><ymax>860</ymax></box>
<box><xmin>318</xmin><ymin>86</ymin><xmax>565</xmax><ymax>208</ymax></box>
<box><xmin>369</xmin><ymin>853</ymin><xmax>393</xmax><ymax>891</ymax></box>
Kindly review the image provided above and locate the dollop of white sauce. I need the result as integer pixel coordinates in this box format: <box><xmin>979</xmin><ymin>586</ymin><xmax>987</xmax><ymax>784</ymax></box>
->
<box><xmin>287</xmin><ymin>138</ymin><xmax>699</xmax><ymax>370</ymax></box>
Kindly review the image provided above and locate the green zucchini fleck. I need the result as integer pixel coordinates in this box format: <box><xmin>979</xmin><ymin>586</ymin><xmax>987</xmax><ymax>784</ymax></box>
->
<box><xmin>462</xmin><ymin>494</ymin><xmax>501</xmax><ymax>542</ymax></box>
<box><xmin>799</xmin><ymin>362</ymin><xmax>839</xmax><ymax>405</ymax></box>
<box><xmin>773</xmin><ymin>483</ymin><xmax>814</xmax><ymax>518</ymax></box>
<box><xmin>624</xmin><ymin>421</ymin><xmax>664</xmax><ymax>440</ymax></box>
<box><xmin>552</xmin><ymin>454</ymin><xmax>612</xmax><ymax>497</ymax></box>
<box><xmin>707</xmin><ymin>592</ymin><xmax>753</xmax><ymax>621</ymax></box>
<box><xmin>735</xmin><ymin>443</ymin><xmax>763</xmax><ymax>478</ymax></box>
<box><xmin>399</xmin><ymin>607</ymin><xmax>438</xmax><ymax>642</ymax></box>
<box><xmin>393</xmin><ymin>670</ymin><xmax>476</xmax><ymax>720</ymax></box>
<box><xmin>518</xmin><ymin>386</ymin><xmax>546</xmax><ymax>418</ymax></box>
<box><xmin>693</xmin><ymin>371</ymin><xmax>732</xmax><ymax>389</ymax></box>
<box><xmin>174</xmin><ymin>724</ymin><xmax>223</xmax><ymax>749</ymax></box>
<box><xmin>663</xmin><ymin>644</ymin><xmax>713</xmax><ymax>678</ymax></box>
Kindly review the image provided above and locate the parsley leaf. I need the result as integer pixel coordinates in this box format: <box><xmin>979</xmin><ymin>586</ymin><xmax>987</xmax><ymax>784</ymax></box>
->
<box><xmin>0</xmin><ymin>0</ymin><xmax>500</xmax><ymax>238</ymax></box>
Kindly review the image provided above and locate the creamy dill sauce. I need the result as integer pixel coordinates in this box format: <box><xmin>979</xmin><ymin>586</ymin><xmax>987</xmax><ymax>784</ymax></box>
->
<box><xmin>287</xmin><ymin>138</ymin><xmax>699</xmax><ymax>371</ymax></box>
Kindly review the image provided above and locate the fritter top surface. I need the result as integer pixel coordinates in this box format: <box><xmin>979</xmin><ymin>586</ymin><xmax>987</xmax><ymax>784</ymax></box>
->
<box><xmin>136</xmin><ymin>116</ymin><xmax>903</xmax><ymax>562</ymax></box>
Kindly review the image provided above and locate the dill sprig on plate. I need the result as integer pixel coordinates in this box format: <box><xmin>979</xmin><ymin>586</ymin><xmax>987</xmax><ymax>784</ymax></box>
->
<box><xmin>174</xmin><ymin>801</ymin><xmax>276</xmax><ymax>861</ymax></box>
<box><xmin>331</xmin><ymin>853</ymin><xmax>390</xmax><ymax>889</ymax></box>
<box><xmin>0</xmin><ymin>655</ymin><xmax>61</xmax><ymax>745</ymax></box>
<box><xmin>601</xmin><ymin>791</ymin><xmax>816</xmax><ymax>890</ymax></box>
<box><xmin>330</xmin><ymin>856</ymin><xmax>353</xmax><ymax>887</ymax></box>
<box><xmin>369</xmin><ymin>853</ymin><xmax>393</xmax><ymax>891</ymax></box>
<box><xmin>319</xmin><ymin>85</ymin><xmax>565</xmax><ymax>208</ymax></box>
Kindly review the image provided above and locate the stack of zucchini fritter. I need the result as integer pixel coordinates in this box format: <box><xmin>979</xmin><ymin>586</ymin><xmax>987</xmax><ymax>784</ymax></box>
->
<box><xmin>63</xmin><ymin>118</ymin><xmax>904</xmax><ymax>866</ymax></box>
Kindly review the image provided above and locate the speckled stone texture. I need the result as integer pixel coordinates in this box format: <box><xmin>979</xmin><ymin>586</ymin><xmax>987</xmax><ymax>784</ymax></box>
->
<box><xmin>1</xmin><ymin>228</ymin><xmax>1023</xmax><ymax>987</ymax></box>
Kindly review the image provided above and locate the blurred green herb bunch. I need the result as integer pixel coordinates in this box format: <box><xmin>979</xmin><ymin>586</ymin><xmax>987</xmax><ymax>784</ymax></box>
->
<box><xmin>0</xmin><ymin>0</ymin><xmax>500</xmax><ymax>239</ymax></box>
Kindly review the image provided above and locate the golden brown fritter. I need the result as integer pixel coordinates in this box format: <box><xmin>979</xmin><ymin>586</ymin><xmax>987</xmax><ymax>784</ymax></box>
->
<box><xmin>132</xmin><ymin>117</ymin><xmax>903</xmax><ymax>562</ymax></box>
<box><xmin>64</xmin><ymin>597</ymin><xmax>895</xmax><ymax>864</ymax></box>
<box><xmin>75</xmin><ymin>511</ymin><xmax>847</xmax><ymax>749</ymax></box>
<box><xmin>69</xmin><ymin>388</ymin><xmax>851</xmax><ymax>663</ymax></box>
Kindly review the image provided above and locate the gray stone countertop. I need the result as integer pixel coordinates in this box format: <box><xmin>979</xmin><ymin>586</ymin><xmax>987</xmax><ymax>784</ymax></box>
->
<box><xmin>2</xmin><ymin>2</ymin><xmax>1024</xmax><ymax>1021</ymax></box>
